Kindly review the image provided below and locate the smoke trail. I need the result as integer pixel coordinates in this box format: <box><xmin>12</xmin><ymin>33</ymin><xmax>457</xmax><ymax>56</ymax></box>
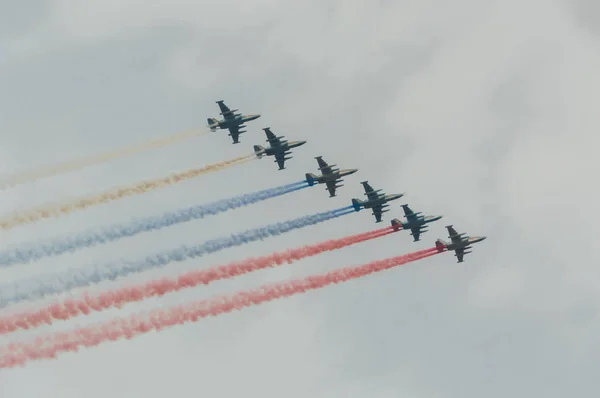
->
<box><xmin>0</xmin><ymin>248</ymin><xmax>439</xmax><ymax>367</ymax></box>
<box><xmin>0</xmin><ymin>206</ymin><xmax>355</xmax><ymax>308</ymax></box>
<box><xmin>0</xmin><ymin>154</ymin><xmax>254</xmax><ymax>230</ymax></box>
<box><xmin>0</xmin><ymin>129</ymin><xmax>207</xmax><ymax>190</ymax></box>
<box><xmin>0</xmin><ymin>226</ymin><xmax>394</xmax><ymax>334</ymax></box>
<box><xmin>0</xmin><ymin>180</ymin><xmax>310</xmax><ymax>266</ymax></box>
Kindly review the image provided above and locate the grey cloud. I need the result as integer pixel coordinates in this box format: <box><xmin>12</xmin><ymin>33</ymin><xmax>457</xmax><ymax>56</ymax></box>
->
<box><xmin>1</xmin><ymin>1</ymin><xmax>599</xmax><ymax>398</ymax></box>
<box><xmin>0</xmin><ymin>1</ymin><xmax>49</xmax><ymax>38</ymax></box>
<box><xmin>568</xmin><ymin>0</ymin><xmax>600</xmax><ymax>35</ymax></box>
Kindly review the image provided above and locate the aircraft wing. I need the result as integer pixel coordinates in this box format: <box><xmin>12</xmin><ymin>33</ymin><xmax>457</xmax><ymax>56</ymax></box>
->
<box><xmin>325</xmin><ymin>180</ymin><xmax>338</xmax><ymax>197</ymax></box>
<box><xmin>454</xmin><ymin>247</ymin><xmax>465</xmax><ymax>262</ymax></box>
<box><xmin>410</xmin><ymin>226</ymin><xmax>421</xmax><ymax>241</ymax></box>
<box><xmin>362</xmin><ymin>181</ymin><xmax>381</xmax><ymax>200</ymax></box>
<box><xmin>227</xmin><ymin>124</ymin><xmax>244</xmax><ymax>144</ymax></box>
<box><xmin>362</xmin><ymin>181</ymin><xmax>375</xmax><ymax>193</ymax></box>
<box><xmin>316</xmin><ymin>157</ymin><xmax>332</xmax><ymax>174</ymax></box>
<box><xmin>402</xmin><ymin>205</ymin><xmax>418</xmax><ymax>222</ymax></box>
<box><xmin>274</xmin><ymin>152</ymin><xmax>287</xmax><ymax>170</ymax></box>
<box><xmin>263</xmin><ymin>127</ymin><xmax>282</xmax><ymax>145</ymax></box>
<box><xmin>447</xmin><ymin>225</ymin><xmax>466</xmax><ymax>244</ymax></box>
<box><xmin>217</xmin><ymin>101</ymin><xmax>234</xmax><ymax>117</ymax></box>
<box><xmin>446</xmin><ymin>225</ymin><xmax>459</xmax><ymax>236</ymax></box>
<box><xmin>372</xmin><ymin>204</ymin><xmax>383</xmax><ymax>223</ymax></box>
<box><xmin>402</xmin><ymin>205</ymin><xmax>414</xmax><ymax>216</ymax></box>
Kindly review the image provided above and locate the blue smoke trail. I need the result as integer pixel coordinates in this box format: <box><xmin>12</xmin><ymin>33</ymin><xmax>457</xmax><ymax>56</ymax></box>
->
<box><xmin>0</xmin><ymin>181</ymin><xmax>310</xmax><ymax>267</ymax></box>
<box><xmin>0</xmin><ymin>205</ymin><xmax>355</xmax><ymax>308</ymax></box>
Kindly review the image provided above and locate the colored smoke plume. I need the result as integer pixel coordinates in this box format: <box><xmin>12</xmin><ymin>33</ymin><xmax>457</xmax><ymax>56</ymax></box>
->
<box><xmin>0</xmin><ymin>129</ymin><xmax>207</xmax><ymax>189</ymax></box>
<box><xmin>0</xmin><ymin>206</ymin><xmax>355</xmax><ymax>307</ymax></box>
<box><xmin>0</xmin><ymin>247</ymin><xmax>439</xmax><ymax>368</ymax></box>
<box><xmin>0</xmin><ymin>181</ymin><xmax>309</xmax><ymax>266</ymax></box>
<box><xmin>0</xmin><ymin>225</ymin><xmax>394</xmax><ymax>334</ymax></box>
<box><xmin>0</xmin><ymin>154</ymin><xmax>254</xmax><ymax>229</ymax></box>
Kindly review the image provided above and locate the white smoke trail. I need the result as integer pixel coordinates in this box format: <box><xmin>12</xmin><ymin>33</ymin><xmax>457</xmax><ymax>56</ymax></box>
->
<box><xmin>0</xmin><ymin>129</ymin><xmax>208</xmax><ymax>189</ymax></box>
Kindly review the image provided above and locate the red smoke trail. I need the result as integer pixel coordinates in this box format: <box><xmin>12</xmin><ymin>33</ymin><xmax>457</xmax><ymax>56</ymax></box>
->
<box><xmin>0</xmin><ymin>226</ymin><xmax>396</xmax><ymax>335</ymax></box>
<box><xmin>0</xmin><ymin>247</ymin><xmax>438</xmax><ymax>368</ymax></box>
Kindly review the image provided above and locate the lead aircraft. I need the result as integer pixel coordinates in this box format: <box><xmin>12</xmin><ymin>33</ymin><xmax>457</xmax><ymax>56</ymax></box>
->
<box><xmin>435</xmin><ymin>225</ymin><xmax>486</xmax><ymax>262</ymax></box>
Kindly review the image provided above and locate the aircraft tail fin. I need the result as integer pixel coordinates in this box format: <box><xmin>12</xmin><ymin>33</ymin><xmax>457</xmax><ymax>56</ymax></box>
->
<box><xmin>207</xmin><ymin>118</ymin><xmax>219</xmax><ymax>131</ymax></box>
<box><xmin>435</xmin><ymin>239</ymin><xmax>448</xmax><ymax>252</ymax></box>
<box><xmin>351</xmin><ymin>198</ymin><xmax>363</xmax><ymax>212</ymax></box>
<box><xmin>305</xmin><ymin>173</ymin><xmax>317</xmax><ymax>186</ymax></box>
<box><xmin>391</xmin><ymin>218</ymin><xmax>402</xmax><ymax>231</ymax></box>
<box><xmin>253</xmin><ymin>145</ymin><xmax>265</xmax><ymax>159</ymax></box>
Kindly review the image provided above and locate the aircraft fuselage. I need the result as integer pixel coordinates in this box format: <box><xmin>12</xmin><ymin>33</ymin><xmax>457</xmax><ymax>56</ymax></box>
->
<box><xmin>362</xmin><ymin>193</ymin><xmax>403</xmax><ymax>209</ymax></box>
<box><xmin>263</xmin><ymin>140</ymin><xmax>307</xmax><ymax>155</ymax></box>
<box><xmin>445</xmin><ymin>236</ymin><xmax>486</xmax><ymax>251</ymax></box>
<box><xmin>218</xmin><ymin>114</ymin><xmax>260</xmax><ymax>129</ymax></box>
<box><xmin>401</xmin><ymin>215</ymin><xmax>442</xmax><ymax>229</ymax></box>
<box><xmin>314</xmin><ymin>168</ymin><xmax>357</xmax><ymax>183</ymax></box>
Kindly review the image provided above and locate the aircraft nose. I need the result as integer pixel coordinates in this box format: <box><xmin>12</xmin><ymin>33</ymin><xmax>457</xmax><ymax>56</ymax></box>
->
<box><xmin>348</xmin><ymin>169</ymin><xmax>358</xmax><ymax>174</ymax></box>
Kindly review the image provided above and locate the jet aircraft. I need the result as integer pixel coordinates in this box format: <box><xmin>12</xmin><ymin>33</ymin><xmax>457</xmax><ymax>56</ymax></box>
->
<box><xmin>305</xmin><ymin>156</ymin><xmax>358</xmax><ymax>197</ymax></box>
<box><xmin>207</xmin><ymin>100</ymin><xmax>261</xmax><ymax>144</ymax></box>
<box><xmin>435</xmin><ymin>225</ymin><xmax>486</xmax><ymax>263</ymax></box>
<box><xmin>253</xmin><ymin>127</ymin><xmax>307</xmax><ymax>170</ymax></box>
<box><xmin>391</xmin><ymin>204</ymin><xmax>442</xmax><ymax>241</ymax></box>
<box><xmin>351</xmin><ymin>181</ymin><xmax>404</xmax><ymax>223</ymax></box>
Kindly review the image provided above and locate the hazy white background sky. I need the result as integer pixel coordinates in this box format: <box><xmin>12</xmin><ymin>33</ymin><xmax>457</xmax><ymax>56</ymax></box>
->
<box><xmin>1</xmin><ymin>1</ymin><xmax>599</xmax><ymax>397</ymax></box>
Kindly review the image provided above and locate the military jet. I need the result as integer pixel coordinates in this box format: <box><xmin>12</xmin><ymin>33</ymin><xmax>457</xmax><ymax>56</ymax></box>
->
<box><xmin>391</xmin><ymin>204</ymin><xmax>443</xmax><ymax>241</ymax></box>
<box><xmin>351</xmin><ymin>181</ymin><xmax>404</xmax><ymax>223</ymax></box>
<box><xmin>435</xmin><ymin>225</ymin><xmax>486</xmax><ymax>263</ymax></box>
<box><xmin>207</xmin><ymin>100</ymin><xmax>261</xmax><ymax>144</ymax></box>
<box><xmin>253</xmin><ymin>127</ymin><xmax>307</xmax><ymax>170</ymax></box>
<box><xmin>305</xmin><ymin>156</ymin><xmax>358</xmax><ymax>197</ymax></box>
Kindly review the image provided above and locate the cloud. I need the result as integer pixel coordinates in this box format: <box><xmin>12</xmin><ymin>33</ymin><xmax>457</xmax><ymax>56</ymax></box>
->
<box><xmin>47</xmin><ymin>0</ymin><xmax>284</xmax><ymax>39</ymax></box>
<box><xmin>1</xmin><ymin>0</ymin><xmax>599</xmax><ymax>397</ymax></box>
<box><xmin>0</xmin><ymin>309</ymin><xmax>330</xmax><ymax>398</ymax></box>
<box><xmin>0</xmin><ymin>1</ymin><xmax>49</xmax><ymax>38</ymax></box>
<box><xmin>567</xmin><ymin>0</ymin><xmax>600</xmax><ymax>36</ymax></box>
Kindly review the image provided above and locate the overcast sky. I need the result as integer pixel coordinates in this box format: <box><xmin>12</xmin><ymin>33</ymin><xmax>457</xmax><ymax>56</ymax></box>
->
<box><xmin>1</xmin><ymin>1</ymin><xmax>599</xmax><ymax>397</ymax></box>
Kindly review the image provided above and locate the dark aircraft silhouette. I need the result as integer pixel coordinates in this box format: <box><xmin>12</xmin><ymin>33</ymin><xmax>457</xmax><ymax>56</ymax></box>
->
<box><xmin>435</xmin><ymin>225</ymin><xmax>486</xmax><ymax>262</ymax></box>
<box><xmin>351</xmin><ymin>181</ymin><xmax>404</xmax><ymax>223</ymax></box>
<box><xmin>391</xmin><ymin>204</ymin><xmax>442</xmax><ymax>241</ymax></box>
<box><xmin>305</xmin><ymin>156</ymin><xmax>358</xmax><ymax>197</ymax></box>
<box><xmin>253</xmin><ymin>127</ymin><xmax>306</xmax><ymax>170</ymax></box>
<box><xmin>207</xmin><ymin>100</ymin><xmax>260</xmax><ymax>144</ymax></box>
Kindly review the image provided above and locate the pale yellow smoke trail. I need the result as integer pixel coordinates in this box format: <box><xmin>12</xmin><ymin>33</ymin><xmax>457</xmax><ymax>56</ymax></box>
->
<box><xmin>0</xmin><ymin>129</ymin><xmax>208</xmax><ymax>190</ymax></box>
<box><xmin>0</xmin><ymin>154</ymin><xmax>255</xmax><ymax>230</ymax></box>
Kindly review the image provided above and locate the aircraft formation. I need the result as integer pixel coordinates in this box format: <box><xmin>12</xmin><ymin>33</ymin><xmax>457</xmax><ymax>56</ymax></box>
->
<box><xmin>0</xmin><ymin>98</ymin><xmax>487</xmax><ymax>368</ymax></box>
<box><xmin>208</xmin><ymin>100</ymin><xmax>486</xmax><ymax>262</ymax></box>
